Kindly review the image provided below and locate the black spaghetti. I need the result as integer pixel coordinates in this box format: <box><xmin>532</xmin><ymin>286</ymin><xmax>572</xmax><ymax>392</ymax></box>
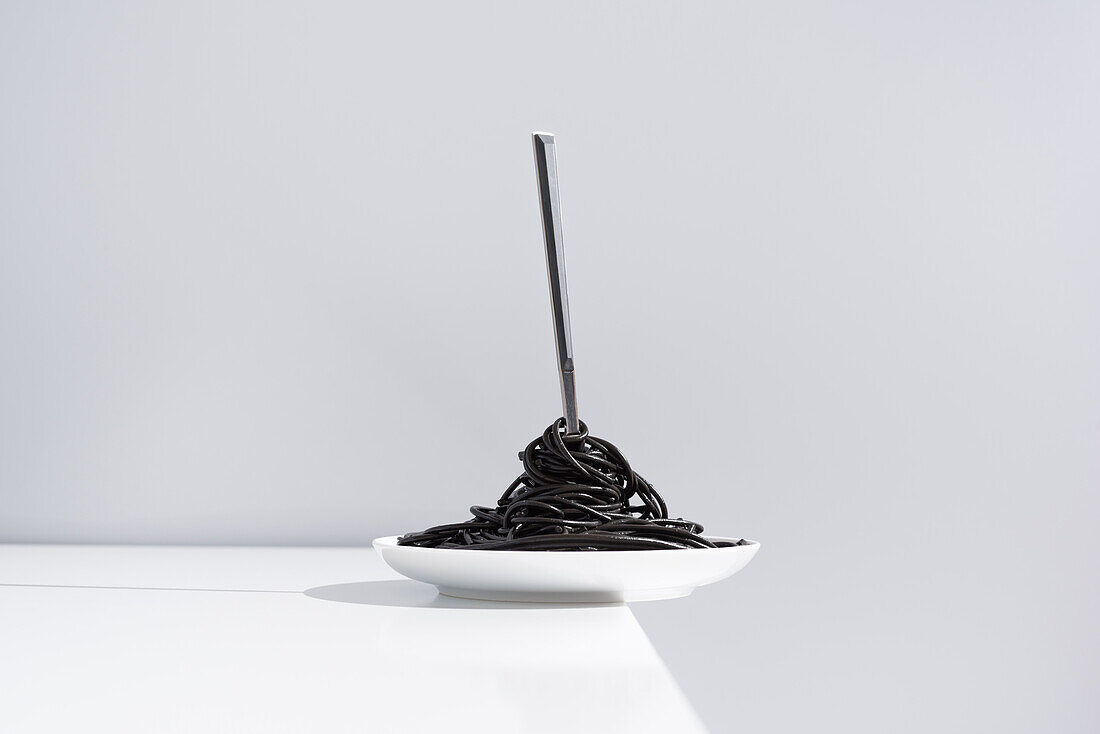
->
<box><xmin>397</xmin><ymin>418</ymin><xmax>746</xmax><ymax>551</ymax></box>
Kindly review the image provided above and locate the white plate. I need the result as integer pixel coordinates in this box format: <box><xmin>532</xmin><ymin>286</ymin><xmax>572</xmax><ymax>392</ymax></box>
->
<box><xmin>373</xmin><ymin>535</ymin><xmax>759</xmax><ymax>603</ymax></box>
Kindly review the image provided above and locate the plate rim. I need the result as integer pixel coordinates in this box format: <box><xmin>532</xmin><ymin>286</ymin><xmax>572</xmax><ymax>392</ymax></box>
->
<box><xmin>372</xmin><ymin>534</ymin><xmax>759</xmax><ymax>554</ymax></box>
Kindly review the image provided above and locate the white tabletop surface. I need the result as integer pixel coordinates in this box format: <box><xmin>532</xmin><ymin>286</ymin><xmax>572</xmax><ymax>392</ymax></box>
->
<box><xmin>0</xmin><ymin>545</ymin><xmax>706</xmax><ymax>733</ymax></box>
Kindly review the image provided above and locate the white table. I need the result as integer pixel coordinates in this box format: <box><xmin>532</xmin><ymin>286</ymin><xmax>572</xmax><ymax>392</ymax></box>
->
<box><xmin>0</xmin><ymin>546</ymin><xmax>706</xmax><ymax>733</ymax></box>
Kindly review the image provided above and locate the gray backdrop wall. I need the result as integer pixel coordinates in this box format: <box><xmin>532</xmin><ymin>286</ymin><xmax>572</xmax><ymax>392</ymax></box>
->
<box><xmin>2</xmin><ymin>2</ymin><xmax>1097</xmax><ymax>732</ymax></box>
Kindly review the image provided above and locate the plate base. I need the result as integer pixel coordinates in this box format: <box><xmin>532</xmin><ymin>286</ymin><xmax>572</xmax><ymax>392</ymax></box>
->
<box><xmin>436</xmin><ymin>585</ymin><xmax>695</xmax><ymax>603</ymax></box>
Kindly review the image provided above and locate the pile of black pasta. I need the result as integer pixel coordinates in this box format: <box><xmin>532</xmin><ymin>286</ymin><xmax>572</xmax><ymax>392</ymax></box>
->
<box><xmin>398</xmin><ymin>418</ymin><xmax>747</xmax><ymax>551</ymax></box>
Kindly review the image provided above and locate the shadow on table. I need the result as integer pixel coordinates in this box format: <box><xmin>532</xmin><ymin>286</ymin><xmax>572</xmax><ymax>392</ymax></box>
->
<box><xmin>304</xmin><ymin>580</ymin><xmax>619</xmax><ymax>610</ymax></box>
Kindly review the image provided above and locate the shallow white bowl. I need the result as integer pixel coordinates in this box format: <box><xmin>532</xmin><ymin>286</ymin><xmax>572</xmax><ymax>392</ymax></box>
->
<box><xmin>372</xmin><ymin>535</ymin><xmax>759</xmax><ymax>603</ymax></box>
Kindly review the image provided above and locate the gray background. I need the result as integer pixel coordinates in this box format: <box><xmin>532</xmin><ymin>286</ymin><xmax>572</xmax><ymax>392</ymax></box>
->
<box><xmin>2</xmin><ymin>1</ymin><xmax>1097</xmax><ymax>732</ymax></box>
